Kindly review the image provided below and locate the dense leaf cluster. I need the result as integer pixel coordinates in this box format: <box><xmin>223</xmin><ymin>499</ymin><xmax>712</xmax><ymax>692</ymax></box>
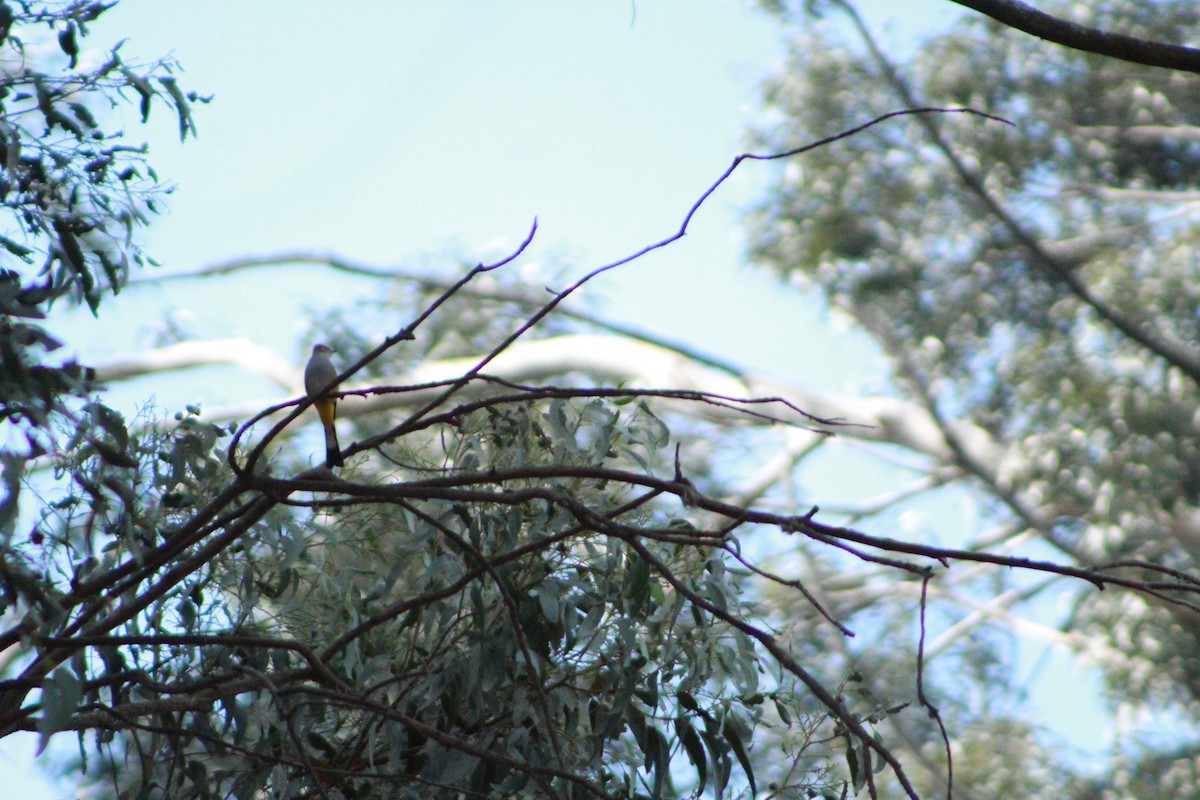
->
<box><xmin>11</xmin><ymin>377</ymin><xmax>850</xmax><ymax>799</ymax></box>
<box><xmin>0</xmin><ymin>0</ymin><xmax>204</xmax><ymax>532</ymax></box>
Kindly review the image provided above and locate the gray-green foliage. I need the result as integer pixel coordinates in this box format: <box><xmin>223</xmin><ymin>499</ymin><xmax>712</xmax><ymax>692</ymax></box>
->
<box><xmin>0</xmin><ymin>0</ymin><xmax>205</xmax><ymax>537</ymax></box>
<box><xmin>0</xmin><ymin>1</ymin><xmax>215</xmax><ymax>761</ymax></box>
<box><xmin>27</xmin><ymin>1</ymin><xmax>1200</xmax><ymax>795</ymax></box>
<box><xmin>0</xmin><ymin>0</ymin><xmax>217</xmax><ymax>743</ymax></box>
<box><xmin>752</xmin><ymin>0</ymin><xmax>1200</xmax><ymax>794</ymax></box>
<box><xmin>61</xmin><ymin>395</ymin><xmax>834</xmax><ymax>799</ymax></box>
<box><xmin>0</xmin><ymin>6</ymin><xmax>862</xmax><ymax>795</ymax></box>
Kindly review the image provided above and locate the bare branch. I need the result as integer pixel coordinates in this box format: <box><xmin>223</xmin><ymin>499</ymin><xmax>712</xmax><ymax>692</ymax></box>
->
<box><xmin>950</xmin><ymin>0</ymin><xmax>1200</xmax><ymax>73</ymax></box>
<box><xmin>1071</xmin><ymin>123</ymin><xmax>1200</xmax><ymax>142</ymax></box>
<box><xmin>834</xmin><ymin>0</ymin><xmax>1200</xmax><ymax>390</ymax></box>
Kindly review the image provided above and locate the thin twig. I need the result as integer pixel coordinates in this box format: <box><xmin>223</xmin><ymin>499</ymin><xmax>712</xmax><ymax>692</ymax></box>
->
<box><xmin>916</xmin><ymin>573</ymin><xmax>953</xmax><ymax>800</ymax></box>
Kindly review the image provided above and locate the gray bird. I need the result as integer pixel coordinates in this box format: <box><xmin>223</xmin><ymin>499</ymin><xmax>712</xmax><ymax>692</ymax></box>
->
<box><xmin>304</xmin><ymin>343</ymin><xmax>345</xmax><ymax>468</ymax></box>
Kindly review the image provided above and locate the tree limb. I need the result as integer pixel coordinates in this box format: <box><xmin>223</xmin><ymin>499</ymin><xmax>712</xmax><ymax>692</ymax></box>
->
<box><xmin>950</xmin><ymin>0</ymin><xmax>1200</xmax><ymax>73</ymax></box>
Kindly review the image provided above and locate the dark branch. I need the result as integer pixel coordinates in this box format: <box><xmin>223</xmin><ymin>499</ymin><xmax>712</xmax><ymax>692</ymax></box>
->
<box><xmin>834</xmin><ymin>0</ymin><xmax>1200</xmax><ymax>390</ymax></box>
<box><xmin>950</xmin><ymin>0</ymin><xmax>1200</xmax><ymax>73</ymax></box>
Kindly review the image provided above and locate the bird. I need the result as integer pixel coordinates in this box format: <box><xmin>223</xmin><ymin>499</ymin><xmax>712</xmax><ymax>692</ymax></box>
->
<box><xmin>304</xmin><ymin>343</ymin><xmax>345</xmax><ymax>468</ymax></box>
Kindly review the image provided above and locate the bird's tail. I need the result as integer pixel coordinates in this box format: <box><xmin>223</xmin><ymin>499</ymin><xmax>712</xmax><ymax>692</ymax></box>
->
<box><xmin>324</xmin><ymin>422</ymin><xmax>344</xmax><ymax>468</ymax></box>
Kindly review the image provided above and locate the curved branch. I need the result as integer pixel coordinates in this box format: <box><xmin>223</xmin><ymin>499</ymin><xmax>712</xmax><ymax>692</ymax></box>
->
<box><xmin>97</xmin><ymin>333</ymin><xmax>994</xmax><ymax>461</ymax></box>
<box><xmin>835</xmin><ymin>0</ymin><xmax>1200</xmax><ymax>389</ymax></box>
<box><xmin>262</xmin><ymin>468</ymin><xmax>1200</xmax><ymax>614</ymax></box>
<box><xmin>625</xmin><ymin>535</ymin><xmax>918</xmax><ymax>799</ymax></box>
<box><xmin>371</xmin><ymin>107</ymin><xmax>1005</xmax><ymax>449</ymax></box>
<box><xmin>950</xmin><ymin>0</ymin><xmax>1200</xmax><ymax>73</ymax></box>
<box><xmin>92</xmin><ymin>337</ymin><xmax>300</xmax><ymax>391</ymax></box>
<box><xmin>128</xmin><ymin>250</ymin><xmax>747</xmax><ymax>378</ymax></box>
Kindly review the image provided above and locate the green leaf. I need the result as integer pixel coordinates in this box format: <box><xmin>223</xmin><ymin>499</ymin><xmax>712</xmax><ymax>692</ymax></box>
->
<box><xmin>37</xmin><ymin>667</ymin><xmax>83</xmax><ymax>754</ymax></box>
<box><xmin>88</xmin><ymin>402</ymin><xmax>130</xmax><ymax>450</ymax></box>
<box><xmin>0</xmin><ymin>235</ymin><xmax>32</xmax><ymax>260</ymax></box>
<box><xmin>89</xmin><ymin>437</ymin><xmax>138</xmax><ymax>469</ymax></box>
<box><xmin>177</xmin><ymin>597</ymin><xmax>196</xmax><ymax>629</ymax></box>
<box><xmin>57</xmin><ymin>22</ymin><xmax>78</xmax><ymax>68</ymax></box>
<box><xmin>844</xmin><ymin>738</ymin><xmax>859</xmax><ymax>790</ymax></box>
<box><xmin>0</xmin><ymin>3</ymin><xmax>12</xmax><ymax>47</ymax></box>
<box><xmin>97</xmin><ymin>250</ymin><xmax>121</xmax><ymax>291</ymax></box>
<box><xmin>543</xmin><ymin>399</ymin><xmax>575</xmax><ymax>451</ymax></box>
<box><xmin>646</xmin><ymin>724</ymin><xmax>669</xmax><ymax>799</ymax></box>
<box><xmin>68</xmin><ymin>102</ymin><xmax>97</xmax><ymax>128</ymax></box>
<box><xmin>0</xmin><ymin>452</ymin><xmax>25</xmax><ymax>537</ymax></box>
<box><xmin>158</xmin><ymin>76</ymin><xmax>196</xmax><ymax>141</ymax></box>
<box><xmin>774</xmin><ymin>694</ymin><xmax>793</xmax><ymax>725</ymax></box>
<box><xmin>623</xmin><ymin>553</ymin><xmax>651</xmax><ymax>615</ymax></box>
<box><xmin>52</xmin><ymin>218</ymin><xmax>86</xmax><ymax>278</ymax></box>
<box><xmin>723</xmin><ymin>718</ymin><xmax>757</xmax><ymax>796</ymax></box>
<box><xmin>675</xmin><ymin>716</ymin><xmax>708</xmax><ymax>795</ymax></box>
<box><xmin>121</xmin><ymin>67</ymin><xmax>154</xmax><ymax>122</ymax></box>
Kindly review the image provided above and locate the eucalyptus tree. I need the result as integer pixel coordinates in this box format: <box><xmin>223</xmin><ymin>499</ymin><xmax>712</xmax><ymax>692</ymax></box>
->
<box><xmin>750</xmin><ymin>1</ymin><xmax>1200</xmax><ymax>795</ymax></box>
<box><xmin>8</xmin><ymin>2</ymin><xmax>1200</xmax><ymax>798</ymax></box>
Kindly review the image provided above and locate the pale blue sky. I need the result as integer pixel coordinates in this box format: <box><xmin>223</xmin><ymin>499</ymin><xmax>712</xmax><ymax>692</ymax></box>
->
<box><xmin>56</xmin><ymin>0</ymin><xmax>892</xmax><ymax>395</ymax></box>
<box><xmin>7</xmin><ymin>1</ymin><xmax>1135</xmax><ymax>795</ymax></box>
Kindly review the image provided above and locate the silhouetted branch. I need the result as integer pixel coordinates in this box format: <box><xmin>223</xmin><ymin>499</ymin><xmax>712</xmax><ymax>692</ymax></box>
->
<box><xmin>951</xmin><ymin>0</ymin><xmax>1200</xmax><ymax>73</ymax></box>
